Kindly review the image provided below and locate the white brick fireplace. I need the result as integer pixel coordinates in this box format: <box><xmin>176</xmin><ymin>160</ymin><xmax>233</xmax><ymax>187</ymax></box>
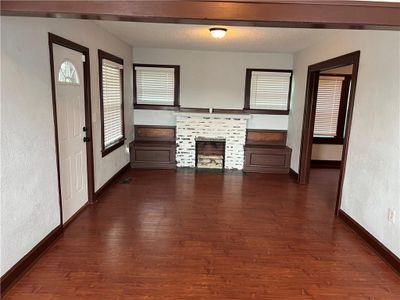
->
<box><xmin>175</xmin><ymin>112</ymin><xmax>250</xmax><ymax>169</ymax></box>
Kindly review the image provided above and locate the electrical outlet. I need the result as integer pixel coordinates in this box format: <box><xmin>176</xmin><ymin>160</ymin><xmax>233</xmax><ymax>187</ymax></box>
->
<box><xmin>388</xmin><ymin>208</ymin><xmax>396</xmax><ymax>224</ymax></box>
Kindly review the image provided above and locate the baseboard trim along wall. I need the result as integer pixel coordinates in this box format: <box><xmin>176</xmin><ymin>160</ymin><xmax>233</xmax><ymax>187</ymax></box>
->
<box><xmin>94</xmin><ymin>163</ymin><xmax>130</xmax><ymax>200</ymax></box>
<box><xmin>0</xmin><ymin>225</ymin><xmax>64</xmax><ymax>295</ymax></box>
<box><xmin>1</xmin><ymin>164</ymin><xmax>131</xmax><ymax>295</ymax></box>
<box><xmin>63</xmin><ymin>202</ymin><xmax>89</xmax><ymax>230</ymax></box>
<box><xmin>289</xmin><ymin>168</ymin><xmax>299</xmax><ymax>181</ymax></box>
<box><xmin>338</xmin><ymin>209</ymin><xmax>400</xmax><ymax>274</ymax></box>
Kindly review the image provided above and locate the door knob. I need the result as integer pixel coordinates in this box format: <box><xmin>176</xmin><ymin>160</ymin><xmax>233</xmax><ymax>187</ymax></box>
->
<box><xmin>83</xmin><ymin>137</ymin><xmax>90</xmax><ymax>143</ymax></box>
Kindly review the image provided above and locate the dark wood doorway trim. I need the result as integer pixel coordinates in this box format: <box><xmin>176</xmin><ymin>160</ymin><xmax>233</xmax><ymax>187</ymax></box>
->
<box><xmin>298</xmin><ymin>51</ymin><xmax>360</xmax><ymax>215</ymax></box>
<box><xmin>1</xmin><ymin>1</ymin><xmax>400</xmax><ymax>30</ymax></box>
<box><xmin>48</xmin><ymin>33</ymin><xmax>95</xmax><ymax>225</ymax></box>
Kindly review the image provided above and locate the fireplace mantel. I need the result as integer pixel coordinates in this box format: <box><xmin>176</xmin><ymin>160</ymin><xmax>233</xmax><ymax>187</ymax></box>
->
<box><xmin>174</xmin><ymin>111</ymin><xmax>251</xmax><ymax>120</ymax></box>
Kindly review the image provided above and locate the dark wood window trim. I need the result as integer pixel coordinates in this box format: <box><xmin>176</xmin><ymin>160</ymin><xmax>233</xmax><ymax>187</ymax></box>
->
<box><xmin>244</xmin><ymin>68</ymin><xmax>292</xmax><ymax>115</ymax></box>
<box><xmin>133</xmin><ymin>63</ymin><xmax>180</xmax><ymax>110</ymax></box>
<box><xmin>313</xmin><ymin>74</ymin><xmax>351</xmax><ymax>145</ymax></box>
<box><xmin>298</xmin><ymin>50</ymin><xmax>360</xmax><ymax>218</ymax></box>
<box><xmin>98</xmin><ymin>49</ymin><xmax>125</xmax><ymax>157</ymax></box>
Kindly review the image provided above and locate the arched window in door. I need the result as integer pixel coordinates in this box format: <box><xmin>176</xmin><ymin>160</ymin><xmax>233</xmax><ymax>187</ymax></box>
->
<box><xmin>58</xmin><ymin>60</ymin><xmax>80</xmax><ymax>84</ymax></box>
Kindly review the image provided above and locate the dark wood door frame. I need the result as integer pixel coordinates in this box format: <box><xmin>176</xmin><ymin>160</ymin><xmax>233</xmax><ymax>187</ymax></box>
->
<box><xmin>48</xmin><ymin>33</ymin><xmax>95</xmax><ymax>225</ymax></box>
<box><xmin>298</xmin><ymin>51</ymin><xmax>360</xmax><ymax>216</ymax></box>
<box><xmin>1</xmin><ymin>1</ymin><xmax>400</xmax><ymax>30</ymax></box>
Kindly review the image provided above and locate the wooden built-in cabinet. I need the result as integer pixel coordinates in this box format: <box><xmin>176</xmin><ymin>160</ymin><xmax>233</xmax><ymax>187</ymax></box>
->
<box><xmin>130</xmin><ymin>125</ymin><xmax>176</xmax><ymax>169</ymax></box>
<box><xmin>244</xmin><ymin>129</ymin><xmax>292</xmax><ymax>174</ymax></box>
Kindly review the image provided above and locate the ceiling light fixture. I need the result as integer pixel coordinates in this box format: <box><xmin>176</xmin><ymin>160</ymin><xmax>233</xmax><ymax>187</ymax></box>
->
<box><xmin>209</xmin><ymin>27</ymin><xmax>227</xmax><ymax>39</ymax></box>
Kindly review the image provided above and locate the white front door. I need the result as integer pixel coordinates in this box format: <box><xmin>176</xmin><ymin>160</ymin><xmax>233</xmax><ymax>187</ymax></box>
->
<box><xmin>53</xmin><ymin>44</ymin><xmax>88</xmax><ymax>223</ymax></box>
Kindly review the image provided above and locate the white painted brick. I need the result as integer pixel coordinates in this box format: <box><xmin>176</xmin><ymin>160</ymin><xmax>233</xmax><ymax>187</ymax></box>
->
<box><xmin>175</xmin><ymin>113</ymin><xmax>249</xmax><ymax>170</ymax></box>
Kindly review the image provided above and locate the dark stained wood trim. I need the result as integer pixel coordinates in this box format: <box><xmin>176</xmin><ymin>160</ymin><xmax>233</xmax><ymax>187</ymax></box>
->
<box><xmin>134</xmin><ymin>107</ymin><xmax>253</xmax><ymax>114</ymax></box>
<box><xmin>134</xmin><ymin>125</ymin><xmax>176</xmax><ymax>142</ymax></box>
<box><xmin>48</xmin><ymin>34</ymin><xmax>63</xmax><ymax>224</ymax></box>
<box><xmin>244</xmin><ymin>69</ymin><xmax>292</xmax><ymax>115</ymax></box>
<box><xmin>102</xmin><ymin>140</ymin><xmax>126</xmax><ymax>157</ymax></box>
<box><xmin>133</xmin><ymin>63</ymin><xmax>180</xmax><ymax>69</ymax></box>
<box><xmin>243</xmin><ymin>109</ymin><xmax>290</xmax><ymax>115</ymax></box>
<box><xmin>0</xmin><ymin>225</ymin><xmax>63</xmax><ymax>295</ymax></box>
<box><xmin>48</xmin><ymin>33</ymin><xmax>95</xmax><ymax>213</ymax></box>
<box><xmin>213</xmin><ymin>109</ymin><xmax>248</xmax><ymax>114</ymax></box>
<box><xmin>244</xmin><ymin>145</ymin><xmax>292</xmax><ymax>174</ymax></box>
<box><xmin>99</xmin><ymin>49</ymin><xmax>125</xmax><ymax>157</ymax></box>
<box><xmin>133</xmin><ymin>63</ymin><xmax>180</xmax><ymax>109</ymax></box>
<box><xmin>246</xmin><ymin>129</ymin><xmax>287</xmax><ymax>146</ymax></box>
<box><xmin>298</xmin><ymin>51</ymin><xmax>360</xmax><ymax>218</ymax></box>
<box><xmin>98</xmin><ymin>49</ymin><xmax>123</xmax><ymax>65</ymax></box>
<box><xmin>336</xmin><ymin>75</ymin><xmax>351</xmax><ymax>139</ymax></box>
<box><xmin>298</xmin><ymin>70</ymin><xmax>319</xmax><ymax>184</ymax></box>
<box><xmin>177</xmin><ymin>107</ymin><xmax>209</xmax><ymax>113</ymax></box>
<box><xmin>94</xmin><ymin>163</ymin><xmax>130</xmax><ymax>200</ymax></box>
<box><xmin>310</xmin><ymin>160</ymin><xmax>341</xmax><ymax>169</ymax></box>
<box><xmin>134</xmin><ymin>104</ymin><xmax>179</xmax><ymax>111</ymax></box>
<box><xmin>130</xmin><ymin>142</ymin><xmax>177</xmax><ymax>170</ymax></box>
<box><xmin>1</xmin><ymin>1</ymin><xmax>400</xmax><ymax>30</ymax></box>
<box><xmin>178</xmin><ymin>108</ymin><xmax>250</xmax><ymax>114</ymax></box>
<box><xmin>289</xmin><ymin>168</ymin><xmax>299</xmax><ymax>181</ymax></box>
<box><xmin>313</xmin><ymin>74</ymin><xmax>351</xmax><ymax>144</ymax></box>
<box><xmin>63</xmin><ymin>202</ymin><xmax>89</xmax><ymax>230</ymax></box>
<box><xmin>313</xmin><ymin>137</ymin><xmax>344</xmax><ymax>145</ymax></box>
<box><xmin>133</xmin><ymin>107</ymin><xmax>287</xmax><ymax>115</ymax></box>
<box><xmin>338</xmin><ymin>210</ymin><xmax>400</xmax><ymax>275</ymax></box>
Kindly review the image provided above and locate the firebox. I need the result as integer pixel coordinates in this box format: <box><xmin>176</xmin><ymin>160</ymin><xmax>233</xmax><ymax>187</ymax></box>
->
<box><xmin>195</xmin><ymin>138</ymin><xmax>225</xmax><ymax>169</ymax></box>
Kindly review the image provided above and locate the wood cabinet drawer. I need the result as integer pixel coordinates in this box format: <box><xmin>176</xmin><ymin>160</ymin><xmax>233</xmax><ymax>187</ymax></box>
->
<box><xmin>244</xmin><ymin>146</ymin><xmax>291</xmax><ymax>174</ymax></box>
<box><xmin>130</xmin><ymin>142</ymin><xmax>176</xmax><ymax>169</ymax></box>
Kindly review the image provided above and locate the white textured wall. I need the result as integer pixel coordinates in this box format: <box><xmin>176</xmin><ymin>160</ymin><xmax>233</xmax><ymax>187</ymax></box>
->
<box><xmin>133</xmin><ymin>48</ymin><xmax>292</xmax><ymax>130</ymax></box>
<box><xmin>287</xmin><ymin>30</ymin><xmax>400</xmax><ymax>257</ymax></box>
<box><xmin>1</xmin><ymin>17</ymin><xmax>133</xmax><ymax>276</ymax></box>
<box><xmin>133</xmin><ymin>109</ymin><xmax>289</xmax><ymax>130</ymax></box>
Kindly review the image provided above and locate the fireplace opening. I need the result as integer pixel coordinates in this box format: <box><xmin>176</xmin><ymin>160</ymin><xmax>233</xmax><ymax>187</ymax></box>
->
<box><xmin>195</xmin><ymin>138</ymin><xmax>225</xmax><ymax>169</ymax></box>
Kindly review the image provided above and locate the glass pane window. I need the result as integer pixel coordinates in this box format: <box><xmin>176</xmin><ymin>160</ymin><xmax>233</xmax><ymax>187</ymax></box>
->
<box><xmin>245</xmin><ymin>69</ymin><xmax>292</xmax><ymax>112</ymax></box>
<box><xmin>58</xmin><ymin>60</ymin><xmax>80</xmax><ymax>84</ymax></box>
<box><xmin>134</xmin><ymin>64</ymin><xmax>180</xmax><ymax>107</ymax></box>
<box><xmin>314</xmin><ymin>76</ymin><xmax>345</xmax><ymax>137</ymax></box>
<box><xmin>99</xmin><ymin>50</ymin><xmax>125</xmax><ymax>156</ymax></box>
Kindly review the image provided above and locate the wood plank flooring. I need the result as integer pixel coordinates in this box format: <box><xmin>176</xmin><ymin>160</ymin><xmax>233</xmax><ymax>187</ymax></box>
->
<box><xmin>5</xmin><ymin>169</ymin><xmax>400</xmax><ymax>299</ymax></box>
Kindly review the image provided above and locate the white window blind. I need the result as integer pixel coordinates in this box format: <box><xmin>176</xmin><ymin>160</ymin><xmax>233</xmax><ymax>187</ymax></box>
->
<box><xmin>135</xmin><ymin>66</ymin><xmax>175</xmax><ymax>105</ymax></box>
<box><xmin>314</xmin><ymin>76</ymin><xmax>345</xmax><ymax>137</ymax></box>
<box><xmin>249</xmin><ymin>71</ymin><xmax>291</xmax><ymax>110</ymax></box>
<box><xmin>102</xmin><ymin>59</ymin><xmax>123</xmax><ymax>148</ymax></box>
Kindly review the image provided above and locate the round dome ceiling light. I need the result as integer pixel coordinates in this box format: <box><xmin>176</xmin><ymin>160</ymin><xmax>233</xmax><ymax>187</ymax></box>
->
<box><xmin>209</xmin><ymin>27</ymin><xmax>227</xmax><ymax>39</ymax></box>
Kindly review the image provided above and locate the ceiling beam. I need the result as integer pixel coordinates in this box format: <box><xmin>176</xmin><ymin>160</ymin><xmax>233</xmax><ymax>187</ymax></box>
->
<box><xmin>1</xmin><ymin>1</ymin><xmax>400</xmax><ymax>30</ymax></box>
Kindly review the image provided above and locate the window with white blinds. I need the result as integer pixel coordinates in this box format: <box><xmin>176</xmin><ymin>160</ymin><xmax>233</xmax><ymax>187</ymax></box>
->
<box><xmin>314</xmin><ymin>76</ymin><xmax>345</xmax><ymax>137</ymax></box>
<box><xmin>134</xmin><ymin>65</ymin><xmax>178</xmax><ymax>106</ymax></box>
<box><xmin>247</xmin><ymin>70</ymin><xmax>292</xmax><ymax>111</ymax></box>
<box><xmin>99</xmin><ymin>50</ymin><xmax>124</xmax><ymax>155</ymax></box>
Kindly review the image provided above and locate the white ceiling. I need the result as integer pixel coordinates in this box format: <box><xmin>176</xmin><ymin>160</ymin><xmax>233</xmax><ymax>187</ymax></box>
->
<box><xmin>95</xmin><ymin>21</ymin><xmax>339</xmax><ymax>53</ymax></box>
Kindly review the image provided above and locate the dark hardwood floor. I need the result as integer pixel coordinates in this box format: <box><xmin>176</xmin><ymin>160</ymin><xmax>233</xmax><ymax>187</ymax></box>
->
<box><xmin>5</xmin><ymin>169</ymin><xmax>400</xmax><ymax>299</ymax></box>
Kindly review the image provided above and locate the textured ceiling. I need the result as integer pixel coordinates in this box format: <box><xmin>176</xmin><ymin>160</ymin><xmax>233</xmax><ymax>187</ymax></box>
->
<box><xmin>95</xmin><ymin>21</ymin><xmax>339</xmax><ymax>53</ymax></box>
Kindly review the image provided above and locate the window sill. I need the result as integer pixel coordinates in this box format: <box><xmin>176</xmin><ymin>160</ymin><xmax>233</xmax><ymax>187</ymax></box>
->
<box><xmin>313</xmin><ymin>137</ymin><xmax>344</xmax><ymax>145</ymax></box>
<box><xmin>134</xmin><ymin>104</ymin><xmax>179</xmax><ymax>111</ymax></box>
<box><xmin>102</xmin><ymin>139</ymin><xmax>125</xmax><ymax>157</ymax></box>
<box><xmin>244</xmin><ymin>108</ymin><xmax>289</xmax><ymax>115</ymax></box>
